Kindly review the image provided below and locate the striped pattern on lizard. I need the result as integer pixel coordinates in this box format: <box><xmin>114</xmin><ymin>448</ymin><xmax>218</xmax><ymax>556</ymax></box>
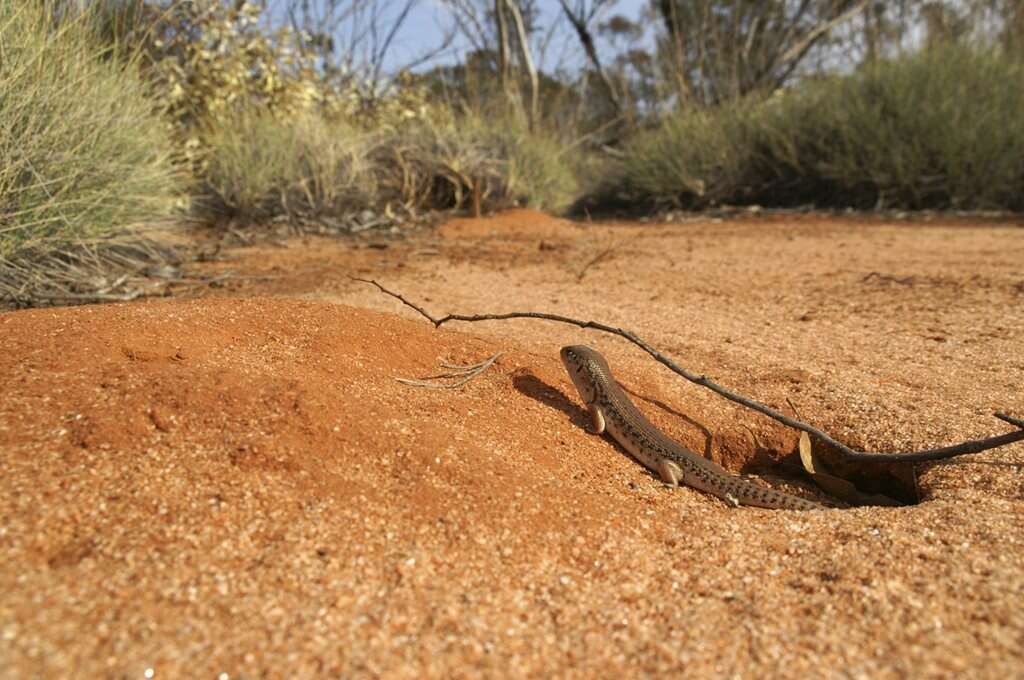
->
<box><xmin>560</xmin><ymin>345</ymin><xmax>823</xmax><ymax>511</ymax></box>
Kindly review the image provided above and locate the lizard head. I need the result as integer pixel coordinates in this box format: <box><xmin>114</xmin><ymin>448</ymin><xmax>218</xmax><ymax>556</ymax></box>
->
<box><xmin>560</xmin><ymin>345</ymin><xmax>603</xmax><ymax>403</ymax></box>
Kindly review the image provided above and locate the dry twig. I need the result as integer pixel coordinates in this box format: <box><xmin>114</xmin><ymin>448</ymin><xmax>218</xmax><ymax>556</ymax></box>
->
<box><xmin>0</xmin><ymin>237</ymin><xmax>179</xmax><ymax>308</ymax></box>
<box><xmin>397</xmin><ymin>353</ymin><xmax>504</xmax><ymax>389</ymax></box>
<box><xmin>575</xmin><ymin>243</ymin><xmax>619</xmax><ymax>282</ymax></box>
<box><xmin>355</xmin><ymin>277</ymin><xmax>1024</xmax><ymax>464</ymax></box>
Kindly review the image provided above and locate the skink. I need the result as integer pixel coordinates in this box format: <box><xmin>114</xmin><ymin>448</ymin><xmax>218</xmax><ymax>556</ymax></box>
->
<box><xmin>561</xmin><ymin>345</ymin><xmax>823</xmax><ymax>510</ymax></box>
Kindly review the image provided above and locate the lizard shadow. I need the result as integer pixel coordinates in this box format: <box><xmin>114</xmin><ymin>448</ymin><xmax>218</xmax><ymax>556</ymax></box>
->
<box><xmin>512</xmin><ymin>373</ymin><xmax>591</xmax><ymax>431</ymax></box>
<box><xmin>512</xmin><ymin>372</ymin><xmax>663</xmax><ymax>483</ymax></box>
<box><xmin>628</xmin><ymin>391</ymin><xmax>807</xmax><ymax>475</ymax></box>
<box><xmin>511</xmin><ymin>372</ymin><xmax>713</xmax><ymax>459</ymax></box>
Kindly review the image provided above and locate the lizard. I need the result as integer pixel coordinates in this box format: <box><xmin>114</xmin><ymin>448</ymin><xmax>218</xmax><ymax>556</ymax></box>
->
<box><xmin>560</xmin><ymin>345</ymin><xmax>824</xmax><ymax>510</ymax></box>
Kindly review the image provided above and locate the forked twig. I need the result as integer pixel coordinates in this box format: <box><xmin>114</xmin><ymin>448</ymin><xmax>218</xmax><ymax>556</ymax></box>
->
<box><xmin>576</xmin><ymin>243</ymin><xmax>619</xmax><ymax>282</ymax></box>
<box><xmin>996</xmin><ymin>413</ymin><xmax>1024</xmax><ymax>429</ymax></box>
<box><xmin>397</xmin><ymin>353</ymin><xmax>504</xmax><ymax>389</ymax></box>
<box><xmin>355</xmin><ymin>277</ymin><xmax>1024</xmax><ymax>464</ymax></box>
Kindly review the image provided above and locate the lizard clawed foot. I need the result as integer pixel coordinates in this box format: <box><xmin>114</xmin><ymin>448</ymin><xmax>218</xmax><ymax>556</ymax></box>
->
<box><xmin>585</xmin><ymin>402</ymin><xmax>607</xmax><ymax>435</ymax></box>
<box><xmin>657</xmin><ymin>459</ymin><xmax>683</xmax><ymax>487</ymax></box>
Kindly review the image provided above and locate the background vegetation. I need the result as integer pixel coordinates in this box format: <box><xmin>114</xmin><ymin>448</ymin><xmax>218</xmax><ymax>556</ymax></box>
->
<box><xmin>620</xmin><ymin>45</ymin><xmax>1024</xmax><ymax>210</ymax></box>
<box><xmin>0</xmin><ymin>0</ymin><xmax>182</xmax><ymax>259</ymax></box>
<box><xmin>2</xmin><ymin>0</ymin><xmax>1023</xmax><ymax>305</ymax></box>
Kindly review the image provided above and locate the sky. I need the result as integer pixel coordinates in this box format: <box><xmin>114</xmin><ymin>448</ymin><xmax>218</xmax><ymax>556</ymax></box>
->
<box><xmin>268</xmin><ymin>0</ymin><xmax>652</xmax><ymax>76</ymax></box>
<box><xmin>264</xmin><ymin>0</ymin><xmax>944</xmax><ymax>80</ymax></box>
<box><xmin>393</xmin><ymin>0</ymin><xmax>651</xmax><ymax>72</ymax></box>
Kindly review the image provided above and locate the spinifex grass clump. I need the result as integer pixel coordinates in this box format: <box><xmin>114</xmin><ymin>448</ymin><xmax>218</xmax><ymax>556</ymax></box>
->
<box><xmin>374</xmin><ymin>108</ymin><xmax>580</xmax><ymax>216</ymax></box>
<box><xmin>197</xmin><ymin>111</ymin><xmax>378</xmax><ymax>223</ymax></box>
<box><xmin>619</xmin><ymin>102</ymin><xmax>764</xmax><ymax>208</ymax></box>
<box><xmin>0</xmin><ymin>1</ymin><xmax>184</xmax><ymax>260</ymax></box>
<box><xmin>199</xmin><ymin>101</ymin><xmax>579</xmax><ymax>224</ymax></box>
<box><xmin>464</xmin><ymin>110</ymin><xmax>579</xmax><ymax>213</ymax></box>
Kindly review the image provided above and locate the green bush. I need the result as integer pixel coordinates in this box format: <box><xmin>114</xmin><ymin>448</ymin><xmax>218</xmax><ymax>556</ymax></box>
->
<box><xmin>201</xmin><ymin>107</ymin><xmax>505</xmax><ymax>225</ymax></box>
<box><xmin>0</xmin><ymin>1</ymin><xmax>184</xmax><ymax>258</ymax></box>
<box><xmin>196</xmin><ymin>105</ymin><xmax>582</xmax><ymax>224</ymax></box>
<box><xmin>376</xmin><ymin>110</ymin><xmax>579</xmax><ymax>215</ymax></box>
<box><xmin>619</xmin><ymin>44</ymin><xmax>1024</xmax><ymax>211</ymax></box>
<box><xmin>619</xmin><ymin>103</ymin><xmax>763</xmax><ymax>208</ymax></box>
<box><xmin>455</xmin><ymin>110</ymin><xmax>579</xmax><ymax>212</ymax></box>
<box><xmin>197</xmin><ymin>111</ymin><xmax>377</xmax><ymax>222</ymax></box>
<box><xmin>766</xmin><ymin>45</ymin><xmax>1024</xmax><ymax>209</ymax></box>
<box><xmin>492</xmin><ymin>119</ymin><xmax>580</xmax><ymax>213</ymax></box>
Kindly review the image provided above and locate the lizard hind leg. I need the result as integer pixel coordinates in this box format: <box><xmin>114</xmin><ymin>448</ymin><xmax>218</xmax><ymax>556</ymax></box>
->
<box><xmin>657</xmin><ymin>459</ymin><xmax>683</xmax><ymax>487</ymax></box>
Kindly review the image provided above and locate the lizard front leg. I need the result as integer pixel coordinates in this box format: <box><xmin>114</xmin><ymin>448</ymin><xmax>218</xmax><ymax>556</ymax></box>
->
<box><xmin>585</xmin><ymin>401</ymin><xmax>606</xmax><ymax>435</ymax></box>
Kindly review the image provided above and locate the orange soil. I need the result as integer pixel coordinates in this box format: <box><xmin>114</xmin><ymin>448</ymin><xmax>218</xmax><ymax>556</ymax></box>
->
<box><xmin>1</xmin><ymin>209</ymin><xmax>1022</xmax><ymax>677</ymax></box>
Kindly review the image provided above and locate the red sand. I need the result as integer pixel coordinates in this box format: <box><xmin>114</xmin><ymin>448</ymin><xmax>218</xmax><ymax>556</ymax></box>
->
<box><xmin>1</xmin><ymin>210</ymin><xmax>1022</xmax><ymax>677</ymax></box>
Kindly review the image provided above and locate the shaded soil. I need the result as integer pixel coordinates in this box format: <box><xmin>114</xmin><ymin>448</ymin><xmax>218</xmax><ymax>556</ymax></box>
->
<box><xmin>2</xmin><ymin>209</ymin><xmax>1023</xmax><ymax>677</ymax></box>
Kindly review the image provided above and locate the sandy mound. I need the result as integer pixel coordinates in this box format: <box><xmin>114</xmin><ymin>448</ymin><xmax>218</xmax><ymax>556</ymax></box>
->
<box><xmin>438</xmin><ymin>207</ymin><xmax>582</xmax><ymax>240</ymax></box>
<box><xmin>2</xmin><ymin>213</ymin><xmax>1022</xmax><ymax>677</ymax></box>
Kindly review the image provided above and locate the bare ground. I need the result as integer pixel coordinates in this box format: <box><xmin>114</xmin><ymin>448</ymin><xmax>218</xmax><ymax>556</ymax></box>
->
<box><xmin>1</xmin><ymin>209</ymin><xmax>1022</xmax><ymax>678</ymax></box>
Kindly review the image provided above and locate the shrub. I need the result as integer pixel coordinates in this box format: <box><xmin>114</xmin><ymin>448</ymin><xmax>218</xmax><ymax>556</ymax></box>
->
<box><xmin>481</xmin><ymin>114</ymin><xmax>580</xmax><ymax>212</ymax></box>
<box><xmin>618</xmin><ymin>44</ymin><xmax>1024</xmax><ymax>211</ymax></box>
<box><xmin>619</xmin><ymin>103</ymin><xmax>763</xmax><ymax>208</ymax></box>
<box><xmin>197</xmin><ymin>111</ymin><xmax>377</xmax><ymax>223</ymax></box>
<box><xmin>764</xmin><ymin>45</ymin><xmax>1024</xmax><ymax>210</ymax></box>
<box><xmin>131</xmin><ymin>1</ymin><xmax>428</xmax><ymax>174</ymax></box>
<box><xmin>0</xmin><ymin>1</ymin><xmax>184</xmax><ymax>259</ymax></box>
<box><xmin>377</xmin><ymin>110</ymin><xmax>580</xmax><ymax>215</ymax></box>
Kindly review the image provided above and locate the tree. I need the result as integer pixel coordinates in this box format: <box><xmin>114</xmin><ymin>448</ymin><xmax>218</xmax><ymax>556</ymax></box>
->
<box><xmin>653</xmin><ymin>0</ymin><xmax>871</xmax><ymax>105</ymax></box>
<box><xmin>557</xmin><ymin>0</ymin><xmax>623</xmax><ymax>115</ymax></box>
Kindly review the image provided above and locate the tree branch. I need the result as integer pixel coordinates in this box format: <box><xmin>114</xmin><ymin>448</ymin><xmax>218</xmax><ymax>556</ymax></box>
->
<box><xmin>354</xmin><ymin>278</ymin><xmax>1024</xmax><ymax>464</ymax></box>
<box><xmin>557</xmin><ymin>0</ymin><xmax>622</xmax><ymax>114</ymax></box>
<box><xmin>770</xmin><ymin>0</ymin><xmax>870</xmax><ymax>89</ymax></box>
<box><xmin>504</xmin><ymin>0</ymin><xmax>539</xmax><ymax>129</ymax></box>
